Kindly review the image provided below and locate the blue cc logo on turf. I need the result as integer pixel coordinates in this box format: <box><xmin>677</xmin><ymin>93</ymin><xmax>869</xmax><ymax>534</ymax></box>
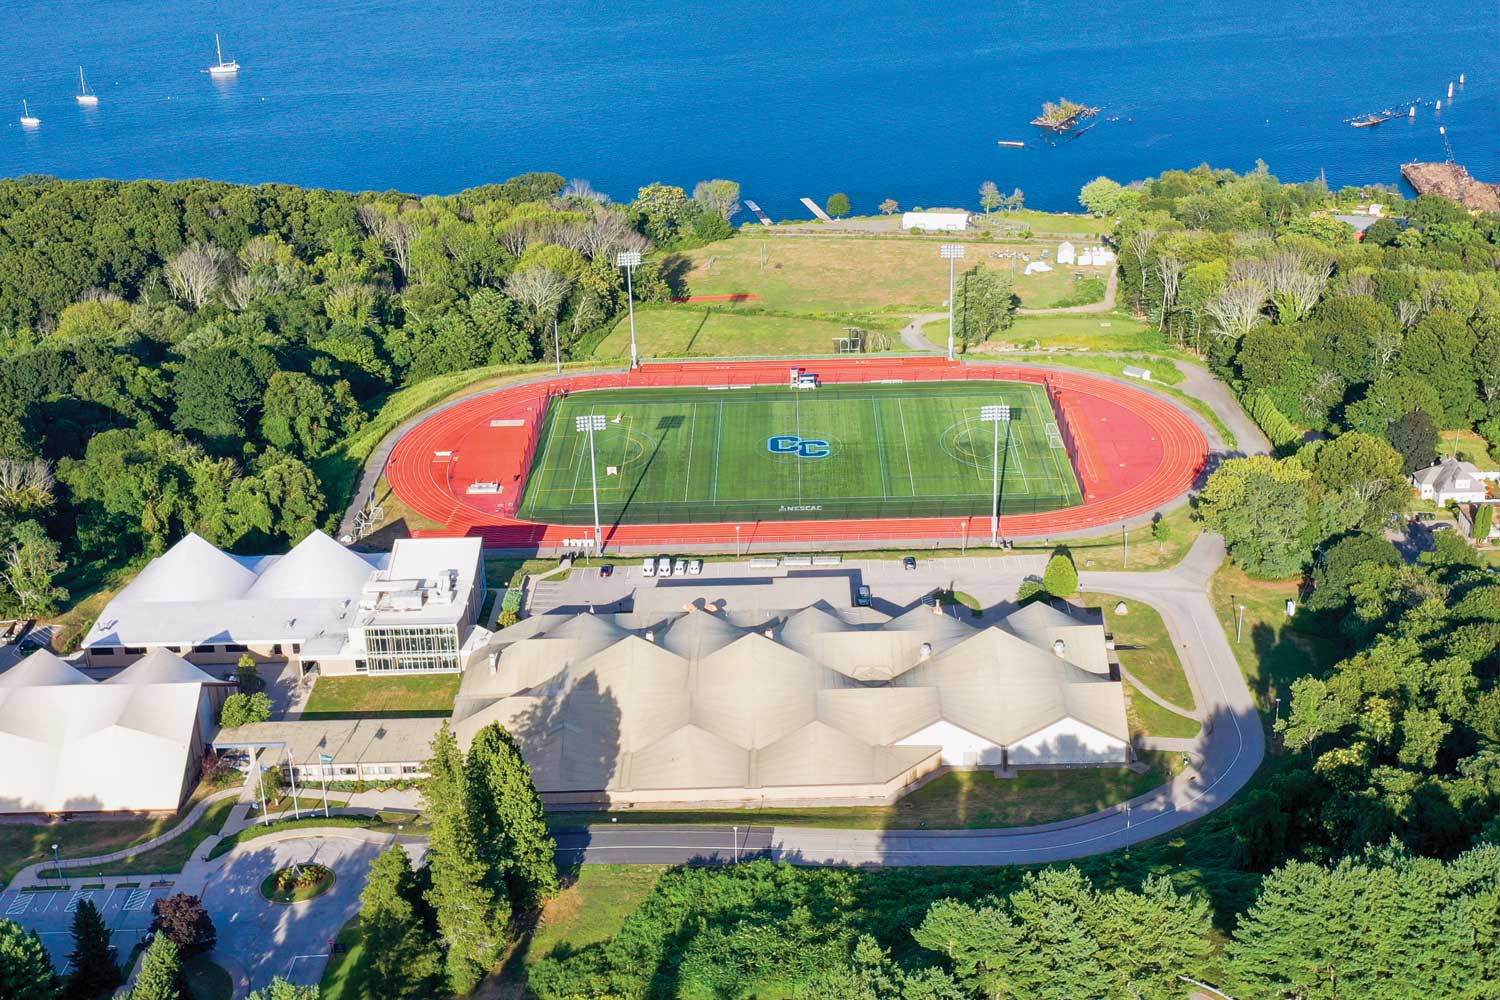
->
<box><xmin>767</xmin><ymin>435</ymin><xmax>831</xmax><ymax>459</ymax></box>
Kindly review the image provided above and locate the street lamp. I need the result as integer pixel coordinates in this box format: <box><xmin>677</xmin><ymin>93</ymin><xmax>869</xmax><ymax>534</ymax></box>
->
<box><xmin>576</xmin><ymin>415</ymin><xmax>607</xmax><ymax>555</ymax></box>
<box><xmin>616</xmin><ymin>250</ymin><xmax>643</xmax><ymax>369</ymax></box>
<box><xmin>731</xmin><ymin>825</ymin><xmax>739</xmax><ymax>864</ymax></box>
<box><xmin>980</xmin><ymin>405</ymin><xmax>1012</xmax><ymax>547</ymax></box>
<box><xmin>939</xmin><ymin>244</ymin><xmax>966</xmax><ymax>362</ymax></box>
<box><xmin>51</xmin><ymin>843</ymin><xmax>60</xmax><ymax>880</ymax></box>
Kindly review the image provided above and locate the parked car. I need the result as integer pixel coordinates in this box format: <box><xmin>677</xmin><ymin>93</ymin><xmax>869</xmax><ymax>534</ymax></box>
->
<box><xmin>599</xmin><ymin>564</ymin><xmax>614</xmax><ymax>578</ymax></box>
<box><xmin>688</xmin><ymin>559</ymin><xmax>703</xmax><ymax>575</ymax></box>
<box><xmin>641</xmin><ymin>558</ymin><xmax>656</xmax><ymax>578</ymax></box>
<box><xmin>1431</xmin><ymin>522</ymin><xmax>1454</xmax><ymax>531</ymax></box>
<box><xmin>657</xmin><ymin>556</ymin><xmax>674</xmax><ymax>577</ymax></box>
<box><xmin>855</xmin><ymin>584</ymin><xmax>872</xmax><ymax>607</ymax></box>
<box><xmin>903</xmin><ymin>556</ymin><xmax>917</xmax><ymax>571</ymax></box>
<box><xmin>674</xmin><ymin>557</ymin><xmax>689</xmax><ymax>576</ymax></box>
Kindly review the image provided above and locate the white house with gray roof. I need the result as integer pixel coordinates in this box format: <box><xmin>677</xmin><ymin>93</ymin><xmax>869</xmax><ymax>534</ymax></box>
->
<box><xmin>1413</xmin><ymin>457</ymin><xmax>1497</xmax><ymax>505</ymax></box>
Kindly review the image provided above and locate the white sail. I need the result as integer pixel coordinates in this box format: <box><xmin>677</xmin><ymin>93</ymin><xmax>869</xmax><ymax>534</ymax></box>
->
<box><xmin>76</xmin><ymin>67</ymin><xmax>99</xmax><ymax>106</ymax></box>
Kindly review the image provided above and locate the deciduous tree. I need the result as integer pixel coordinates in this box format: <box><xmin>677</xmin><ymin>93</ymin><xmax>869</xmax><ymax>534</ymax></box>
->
<box><xmin>147</xmin><ymin>894</ymin><xmax>215</xmax><ymax>957</ymax></box>
<box><xmin>825</xmin><ymin>193</ymin><xmax>851</xmax><ymax>219</ymax></box>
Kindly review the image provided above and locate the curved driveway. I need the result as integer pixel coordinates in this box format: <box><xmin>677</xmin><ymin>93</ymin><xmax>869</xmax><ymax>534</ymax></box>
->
<box><xmin>555</xmin><ymin>534</ymin><xmax>1263</xmax><ymax>866</ymax></box>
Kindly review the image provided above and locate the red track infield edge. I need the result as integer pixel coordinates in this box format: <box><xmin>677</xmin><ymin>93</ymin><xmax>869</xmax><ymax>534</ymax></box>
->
<box><xmin>385</xmin><ymin>357</ymin><xmax>1208</xmax><ymax>549</ymax></box>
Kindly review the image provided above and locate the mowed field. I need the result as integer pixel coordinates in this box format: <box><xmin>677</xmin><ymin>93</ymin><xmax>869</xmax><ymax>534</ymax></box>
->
<box><xmin>516</xmin><ymin>381</ymin><xmax>1082</xmax><ymax>525</ymax></box>
<box><xmin>661</xmin><ymin>235</ymin><xmax>1109</xmax><ymax>312</ymax></box>
<box><xmin>590</xmin><ymin>305</ymin><xmax>902</xmax><ymax>359</ymax></box>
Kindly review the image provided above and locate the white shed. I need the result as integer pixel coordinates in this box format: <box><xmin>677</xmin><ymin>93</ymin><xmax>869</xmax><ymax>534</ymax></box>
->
<box><xmin>902</xmin><ymin>211</ymin><xmax>968</xmax><ymax>232</ymax></box>
<box><xmin>1056</xmin><ymin>241</ymin><xmax>1077</xmax><ymax>264</ymax></box>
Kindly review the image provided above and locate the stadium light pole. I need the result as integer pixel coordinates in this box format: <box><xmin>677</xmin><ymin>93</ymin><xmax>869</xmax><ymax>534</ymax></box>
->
<box><xmin>940</xmin><ymin>244</ymin><xmax>966</xmax><ymax>362</ymax></box>
<box><xmin>576</xmin><ymin>415</ymin><xmax>607</xmax><ymax>555</ymax></box>
<box><xmin>980</xmin><ymin>405</ymin><xmax>1012</xmax><ymax>547</ymax></box>
<box><xmin>616</xmin><ymin>250</ymin><xmax>643</xmax><ymax>369</ymax></box>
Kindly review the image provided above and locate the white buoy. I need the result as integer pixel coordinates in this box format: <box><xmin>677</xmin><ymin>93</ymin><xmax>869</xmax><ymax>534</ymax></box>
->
<box><xmin>1440</xmin><ymin>125</ymin><xmax>1446</xmax><ymax>135</ymax></box>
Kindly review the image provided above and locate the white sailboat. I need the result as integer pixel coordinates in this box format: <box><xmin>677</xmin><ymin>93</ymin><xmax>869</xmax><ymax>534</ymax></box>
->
<box><xmin>75</xmin><ymin>67</ymin><xmax>99</xmax><ymax>106</ymax></box>
<box><xmin>19</xmin><ymin>100</ymin><xmax>40</xmax><ymax>127</ymax></box>
<box><xmin>206</xmin><ymin>33</ymin><xmax>240</xmax><ymax>76</ymax></box>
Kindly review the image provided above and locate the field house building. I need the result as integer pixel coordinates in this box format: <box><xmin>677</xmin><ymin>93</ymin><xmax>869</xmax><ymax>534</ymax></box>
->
<box><xmin>0</xmin><ymin>648</ymin><xmax>232</xmax><ymax>814</ymax></box>
<box><xmin>448</xmin><ymin>599</ymin><xmax>1131</xmax><ymax>807</ymax></box>
<box><xmin>82</xmin><ymin>530</ymin><xmax>484</xmax><ymax>677</ymax></box>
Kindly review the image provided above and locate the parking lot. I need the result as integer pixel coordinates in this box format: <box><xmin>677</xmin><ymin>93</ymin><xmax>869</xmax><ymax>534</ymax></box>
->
<box><xmin>0</xmin><ymin>882</ymin><xmax>176</xmax><ymax>971</ymax></box>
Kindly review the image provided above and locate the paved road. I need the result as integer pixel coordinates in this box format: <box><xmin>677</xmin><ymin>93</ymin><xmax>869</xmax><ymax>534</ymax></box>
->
<box><xmin>200</xmin><ymin>837</ymin><xmax>382</xmax><ymax>988</ymax></box>
<box><xmin>545</xmin><ymin>534</ymin><xmax>1264</xmax><ymax>866</ymax></box>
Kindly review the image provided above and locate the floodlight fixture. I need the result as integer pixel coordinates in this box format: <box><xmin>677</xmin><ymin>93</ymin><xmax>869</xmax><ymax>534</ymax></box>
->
<box><xmin>979</xmin><ymin>404</ymin><xmax>1013</xmax><ymax>546</ymax></box>
<box><xmin>615</xmin><ymin>250</ymin><xmax>642</xmax><ymax>268</ymax></box>
<box><xmin>576</xmin><ymin>414</ymin><xmax>608</xmax><ymax>552</ymax></box>
<box><xmin>940</xmin><ymin>245</ymin><xmax>966</xmax><ymax>360</ymax></box>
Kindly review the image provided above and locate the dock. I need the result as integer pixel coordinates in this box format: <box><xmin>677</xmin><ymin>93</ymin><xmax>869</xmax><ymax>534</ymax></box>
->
<box><xmin>800</xmin><ymin>197</ymin><xmax>833</xmax><ymax>222</ymax></box>
<box><xmin>1401</xmin><ymin>162</ymin><xmax>1500</xmax><ymax>212</ymax></box>
<box><xmin>743</xmin><ymin>199</ymin><xmax>775</xmax><ymax>226</ymax></box>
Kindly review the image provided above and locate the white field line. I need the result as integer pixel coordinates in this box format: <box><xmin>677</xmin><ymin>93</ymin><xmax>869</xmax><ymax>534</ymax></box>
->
<box><xmin>683</xmin><ymin>404</ymin><xmax>698</xmax><ymax>500</ymax></box>
<box><xmin>897</xmin><ymin>399</ymin><xmax>917</xmax><ymax>495</ymax></box>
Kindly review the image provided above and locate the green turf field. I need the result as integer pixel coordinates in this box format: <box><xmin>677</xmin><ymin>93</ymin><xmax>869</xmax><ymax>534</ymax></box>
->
<box><xmin>516</xmin><ymin>381</ymin><xmax>1082</xmax><ymax>525</ymax></box>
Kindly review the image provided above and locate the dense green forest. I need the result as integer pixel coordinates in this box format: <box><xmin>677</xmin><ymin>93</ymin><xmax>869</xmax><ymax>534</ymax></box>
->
<box><xmin>0</xmin><ymin>172</ymin><xmax>738</xmax><ymax>618</ymax></box>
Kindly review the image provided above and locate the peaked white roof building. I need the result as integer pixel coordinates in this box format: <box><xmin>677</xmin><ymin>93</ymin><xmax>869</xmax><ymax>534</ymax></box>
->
<box><xmin>0</xmin><ymin>649</ymin><xmax>226</xmax><ymax>814</ymax></box>
<box><xmin>84</xmin><ymin>531</ymin><xmax>484</xmax><ymax>676</ymax></box>
<box><xmin>451</xmin><ymin>599</ymin><xmax>1131</xmax><ymax>808</ymax></box>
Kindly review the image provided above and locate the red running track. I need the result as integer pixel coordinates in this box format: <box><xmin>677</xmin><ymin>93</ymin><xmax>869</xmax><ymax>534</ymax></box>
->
<box><xmin>385</xmin><ymin>357</ymin><xmax>1207</xmax><ymax>549</ymax></box>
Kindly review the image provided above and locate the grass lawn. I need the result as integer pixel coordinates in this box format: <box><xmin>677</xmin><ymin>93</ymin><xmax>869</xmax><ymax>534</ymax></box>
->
<box><xmin>1086</xmin><ymin>593</ymin><xmax>1195</xmax><ymax>710</ymax></box>
<box><xmin>1126</xmin><ymin>683</ymin><xmax>1203</xmax><ymax>740</ymax></box>
<box><xmin>302</xmin><ymin>674</ymin><xmax>462</xmax><ymax>720</ymax></box>
<box><xmin>0</xmin><ymin>783</ymin><xmax>216</xmax><ymax>885</ymax></box>
<box><xmin>1022</xmin><ymin>504</ymin><xmax>1199</xmax><ymax>572</ymax></box>
<box><xmin>975</xmin><ymin>313</ymin><xmax>1173</xmax><ymax>355</ymax></box>
<box><xmin>488</xmin><ymin>865</ymin><xmax>670</xmax><ymax>992</ymax></box>
<box><xmin>1208</xmin><ymin>563</ymin><xmax>1345</xmax><ymax>712</ymax></box>
<box><xmin>182</xmin><ymin>956</ymin><xmax>233</xmax><ymax>1000</ymax></box>
<box><xmin>976</xmin><ymin>209</ymin><xmax>1115</xmax><ymax>236</ymax></box>
<box><xmin>38</xmin><ymin>796</ymin><xmax>237</xmax><ymax>879</ymax></box>
<box><xmin>592</xmin><ymin>304</ymin><xmax>903</xmax><ymax>360</ymax></box>
<box><xmin>517</xmin><ymin>381</ymin><xmax>1081</xmax><ymax>526</ymax></box>
<box><xmin>660</xmin><ymin>235</ymin><xmax>1112</xmax><ymax>313</ymax></box>
<box><xmin>1439</xmin><ymin>428</ymin><xmax>1499</xmax><ymax>471</ymax></box>
<box><xmin>547</xmin><ymin>754</ymin><xmax>1179</xmax><ymax>832</ymax></box>
<box><xmin>320</xmin><ymin>918</ymin><xmax>370</xmax><ymax>1000</ymax></box>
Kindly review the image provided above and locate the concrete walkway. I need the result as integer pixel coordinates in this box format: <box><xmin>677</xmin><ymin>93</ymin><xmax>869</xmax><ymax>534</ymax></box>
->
<box><xmin>1119</xmin><ymin>664</ymin><xmax>1200</xmax><ymax>720</ymax></box>
<box><xmin>5</xmin><ymin>788</ymin><xmax>243</xmax><ymax>891</ymax></box>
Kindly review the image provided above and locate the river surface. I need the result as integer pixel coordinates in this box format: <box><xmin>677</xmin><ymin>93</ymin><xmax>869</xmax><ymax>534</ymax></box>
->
<box><xmin>0</xmin><ymin>0</ymin><xmax>1495</xmax><ymax>215</ymax></box>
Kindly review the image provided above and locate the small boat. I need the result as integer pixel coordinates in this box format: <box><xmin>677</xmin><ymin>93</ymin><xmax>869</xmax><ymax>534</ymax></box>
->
<box><xmin>1351</xmin><ymin>114</ymin><xmax>1389</xmax><ymax>128</ymax></box>
<box><xmin>19</xmin><ymin>100</ymin><xmax>39</xmax><ymax>127</ymax></box>
<box><xmin>206</xmin><ymin>33</ymin><xmax>240</xmax><ymax>76</ymax></box>
<box><xmin>75</xmin><ymin>67</ymin><xmax>98</xmax><ymax>106</ymax></box>
<box><xmin>996</xmin><ymin>140</ymin><xmax>1026</xmax><ymax>148</ymax></box>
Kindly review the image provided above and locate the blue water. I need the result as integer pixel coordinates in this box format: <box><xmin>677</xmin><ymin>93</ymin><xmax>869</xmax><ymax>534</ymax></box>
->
<box><xmin>1</xmin><ymin>0</ymin><xmax>1496</xmax><ymax>216</ymax></box>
